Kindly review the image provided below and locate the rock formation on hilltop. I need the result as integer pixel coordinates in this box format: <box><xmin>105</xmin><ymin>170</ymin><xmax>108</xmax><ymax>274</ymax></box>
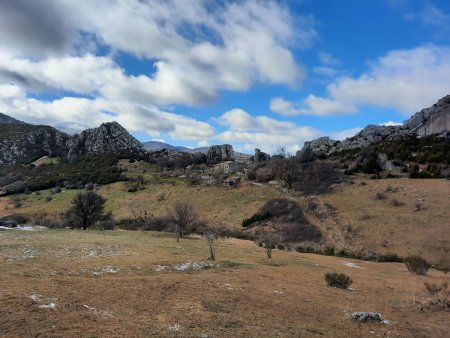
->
<box><xmin>254</xmin><ymin>148</ymin><xmax>271</xmax><ymax>163</ymax></box>
<box><xmin>207</xmin><ymin>144</ymin><xmax>234</xmax><ymax>163</ymax></box>
<box><xmin>67</xmin><ymin>122</ymin><xmax>145</xmax><ymax>158</ymax></box>
<box><xmin>403</xmin><ymin>95</ymin><xmax>450</xmax><ymax>136</ymax></box>
<box><xmin>0</xmin><ymin>115</ymin><xmax>146</xmax><ymax>165</ymax></box>
<box><xmin>298</xmin><ymin>95</ymin><xmax>450</xmax><ymax>156</ymax></box>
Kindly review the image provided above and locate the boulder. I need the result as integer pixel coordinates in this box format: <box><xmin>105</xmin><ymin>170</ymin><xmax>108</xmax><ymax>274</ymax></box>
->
<box><xmin>351</xmin><ymin>312</ymin><xmax>388</xmax><ymax>324</ymax></box>
<box><xmin>207</xmin><ymin>144</ymin><xmax>234</xmax><ymax>163</ymax></box>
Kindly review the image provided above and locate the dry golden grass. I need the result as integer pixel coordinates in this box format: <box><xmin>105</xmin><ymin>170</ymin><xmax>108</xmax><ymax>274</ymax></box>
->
<box><xmin>0</xmin><ymin>173</ymin><xmax>448</xmax><ymax>268</ymax></box>
<box><xmin>319</xmin><ymin>178</ymin><xmax>450</xmax><ymax>267</ymax></box>
<box><xmin>0</xmin><ymin>180</ymin><xmax>281</xmax><ymax>230</ymax></box>
<box><xmin>0</xmin><ymin>229</ymin><xmax>448</xmax><ymax>337</ymax></box>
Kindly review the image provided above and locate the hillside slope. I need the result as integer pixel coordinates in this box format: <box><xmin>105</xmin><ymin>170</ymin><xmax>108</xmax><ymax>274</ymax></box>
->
<box><xmin>1</xmin><ymin>169</ymin><xmax>448</xmax><ymax>267</ymax></box>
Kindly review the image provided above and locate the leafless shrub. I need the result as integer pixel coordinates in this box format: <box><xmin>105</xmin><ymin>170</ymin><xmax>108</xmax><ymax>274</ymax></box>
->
<box><xmin>255</xmin><ymin>166</ymin><xmax>274</xmax><ymax>183</ymax></box>
<box><xmin>10</xmin><ymin>196</ymin><xmax>23</xmax><ymax>208</ymax></box>
<box><xmin>204</xmin><ymin>230</ymin><xmax>218</xmax><ymax>260</ymax></box>
<box><xmin>169</xmin><ymin>202</ymin><xmax>198</xmax><ymax>242</ymax></box>
<box><xmin>256</xmin><ymin>231</ymin><xmax>279</xmax><ymax>258</ymax></box>
<box><xmin>324</xmin><ymin>272</ymin><xmax>352</xmax><ymax>289</ymax></box>
<box><xmin>424</xmin><ymin>282</ymin><xmax>449</xmax><ymax>310</ymax></box>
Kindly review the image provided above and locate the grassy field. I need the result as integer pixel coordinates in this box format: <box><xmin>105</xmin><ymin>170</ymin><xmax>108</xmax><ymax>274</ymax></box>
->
<box><xmin>0</xmin><ymin>229</ymin><xmax>448</xmax><ymax>337</ymax></box>
<box><xmin>0</xmin><ymin>180</ymin><xmax>281</xmax><ymax>230</ymax></box>
<box><xmin>0</xmin><ymin>173</ymin><xmax>449</xmax><ymax>268</ymax></box>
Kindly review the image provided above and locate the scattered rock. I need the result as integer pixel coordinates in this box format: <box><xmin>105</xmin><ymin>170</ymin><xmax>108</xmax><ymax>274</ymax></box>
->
<box><xmin>168</xmin><ymin>323</ymin><xmax>182</xmax><ymax>332</ymax></box>
<box><xmin>351</xmin><ymin>312</ymin><xmax>389</xmax><ymax>324</ymax></box>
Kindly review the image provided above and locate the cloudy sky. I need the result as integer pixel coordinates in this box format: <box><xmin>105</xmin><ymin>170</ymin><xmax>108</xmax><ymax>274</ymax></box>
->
<box><xmin>0</xmin><ymin>0</ymin><xmax>449</xmax><ymax>153</ymax></box>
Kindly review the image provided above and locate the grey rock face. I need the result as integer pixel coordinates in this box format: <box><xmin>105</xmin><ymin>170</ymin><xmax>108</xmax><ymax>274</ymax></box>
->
<box><xmin>67</xmin><ymin>122</ymin><xmax>145</xmax><ymax>158</ymax></box>
<box><xmin>335</xmin><ymin>125</ymin><xmax>402</xmax><ymax>151</ymax></box>
<box><xmin>207</xmin><ymin>144</ymin><xmax>234</xmax><ymax>163</ymax></box>
<box><xmin>254</xmin><ymin>148</ymin><xmax>270</xmax><ymax>163</ymax></box>
<box><xmin>297</xmin><ymin>137</ymin><xmax>338</xmax><ymax>157</ymax></box>
<box><xmin>403</xmin><ymin>95</ymin><xmax>450</xmax><ymax>136</ymax></box>
<box><xmin>298</xmin><ymin>95</ymin><xmax>450</xmax><ymax>156</ymax></box>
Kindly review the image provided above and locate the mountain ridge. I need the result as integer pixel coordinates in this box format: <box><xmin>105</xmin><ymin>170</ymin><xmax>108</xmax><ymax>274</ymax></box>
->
<box><xmin>299</xmin><ymin>95</ymin><xmax>450</xmax><ymax>157</ymax></box>
<box><xmin>1</xmin><ymin>94</ymin><xmax>449</xmax><ymax>165</ymax></box>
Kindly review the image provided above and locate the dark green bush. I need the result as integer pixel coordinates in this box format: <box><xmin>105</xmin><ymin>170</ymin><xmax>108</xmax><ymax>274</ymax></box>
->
<box><xmin>324</xmin><ymin>272</ymin><xmax>353</xmax><ymax>289</ymax></box>
<box><xmin>404</xmin><ymin>256</ymin><xmax>430</xmax><ymax>275</ymax></box>
<box><xmin>143</xmin><ymin>217</ymin><xmax>170</xmax><ymax>232</ymax></box>
<box><xmin>377</xmin><ymin>253</ymin><xmax>403</xmax><ymax>263</ymax></box>
<box><xmin>276</xmin><ymin>244</ymin><xmax>285</xmax><ymax>250</ymax></box>
<box><xmin>323</xmin><ymin>246</ymin><xmax>335</xmax><ymax>256</ymax></box>
<box><xmin>242</xmin><ymin>211</ymin><xmax>272</xmax><ymax>227</ymax></box>
<box><xmin>6</xmin><ymin>214</ymin><xmax>30</xmax><ymax>225</ymax></box>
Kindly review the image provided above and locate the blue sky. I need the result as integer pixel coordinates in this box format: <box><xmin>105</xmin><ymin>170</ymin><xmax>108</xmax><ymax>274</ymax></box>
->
<box><xmin>0</xmin><ymin>0</ymin><xmax>449</xmax><ymax>153</ymax></box>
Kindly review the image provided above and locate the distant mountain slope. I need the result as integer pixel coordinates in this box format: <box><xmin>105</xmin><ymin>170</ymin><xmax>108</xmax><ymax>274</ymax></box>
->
<box><xmin>143</xmin><ymin>141</ymin><xmax>251</xmax><ymax>158</ymax></box>
<box><xmin>142</xmin><ymin>141</ymin><xmax>177</xmax><ymax>151</ymax></box>
<box><xmin>0</xmin><ymin>122</ymin><xmax>69</xmax><ymax>165</ymax></box>
<box><xmin>142</xmin><ymin>141</ymin><xmax>209</xmax><ymax>154</ymax></box>
<box><xmin>0</xmin><ymin>113</ymin><xmax>26</xmax><ymax>125</ymax></box>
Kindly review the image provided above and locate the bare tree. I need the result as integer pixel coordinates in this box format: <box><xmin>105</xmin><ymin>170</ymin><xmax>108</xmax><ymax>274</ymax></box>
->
<box><xmin>204</xmin><ymin>230</ymin><xmax>218</xmax><ymax>260</ymax></box>
<box><xmin>257</xmin><ymin>230</ymin><xmax>280</xmax><ymax>258</ymax></box>
<box><xmin>170</xmin><ymin>202</ymin><xmax>198</xmax><ymax>242</ymax></box>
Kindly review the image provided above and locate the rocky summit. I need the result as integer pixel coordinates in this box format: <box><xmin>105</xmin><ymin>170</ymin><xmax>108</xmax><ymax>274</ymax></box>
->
<box><xmin>0</xmin><ymin>117</ymin><xmax>145</xmax><ymax>165</ymax></box>
<box><xmin>299</xmin><ymin>95</ymin><xmax>450</xmax><ymax>156</ymax></box>
<box><xmin>403</xmin><ymin>95</ymin><xmax>450</xmax><ymax>136</ymax></box>
<box><xmin>67</xmin><ymin>122</ymin><xmax>145</xmax><ymax>159</ymax></box>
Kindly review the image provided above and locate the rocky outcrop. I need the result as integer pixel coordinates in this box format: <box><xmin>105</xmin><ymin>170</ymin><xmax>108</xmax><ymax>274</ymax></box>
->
<box><xmin>67</xmin><ymin>122</ymin><xmax>145</xmax><ymax>159</ymax></box>
<box><xmin>207</xmin><ymin>144</ymin><xmax>234</xmax><ymax>163</ymax></box>
<box><xmin>0</xmin><ymin>123</ymin><xmax>69</xmax><ymax>165</ymax></box>
<box><xmin>298</xmin><ymin>95</ymin><xmax>450</xmax><ymax>156</ymax></box>
<box><xmin>297</xmin><ymin>137</ymin><xmax>338</xmax><ymax>157</ymax></box>
<box><xmin>254</xmin><ymin>148</ymin><xmax>270</xmax><ymax>163</ymax></box>
<box><xmin>336</xmin><ymin>125</ymin><xmax>404</xmax><ymax>151</ymax></box>
<box><xmin>0</xmin><ymin>116</ymin><xmax>146</xmax><ymax>165</ymax></box>
<box><xmin>403</xmin><ymin>95</ymin><xmax>450</xmax><ymax>136</ymax></box>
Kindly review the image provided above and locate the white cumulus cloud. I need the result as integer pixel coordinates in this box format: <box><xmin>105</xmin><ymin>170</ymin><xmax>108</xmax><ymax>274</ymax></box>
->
<box><xmin>271</xmin><ymin>45</ymin><xmax>450</xmax><ymax>117</ymax></box>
